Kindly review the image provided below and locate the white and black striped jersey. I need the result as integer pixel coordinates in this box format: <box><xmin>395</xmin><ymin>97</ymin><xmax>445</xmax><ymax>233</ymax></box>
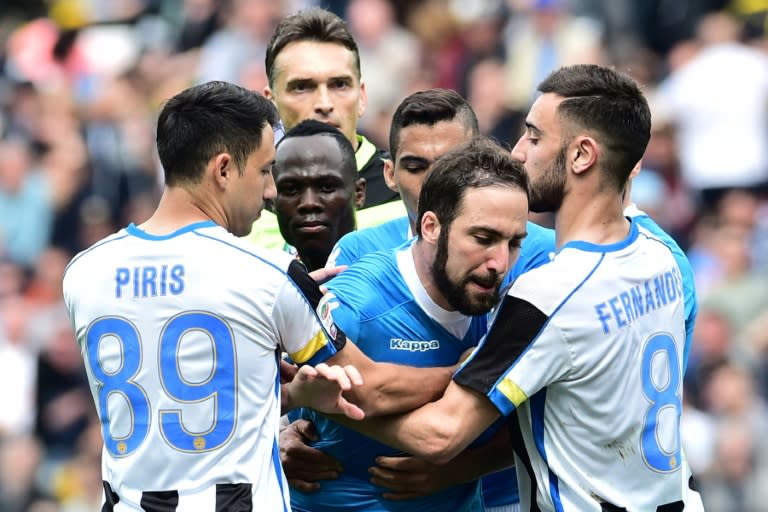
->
<box><xmin>63</xmin><ymin>221</ymin><xmax>345</xmax><ymax>512</ymax></box>
<box><xmin>455</xmin><ymin>220</ymin><xmax>704</xmax><ymax>512</ymax></box>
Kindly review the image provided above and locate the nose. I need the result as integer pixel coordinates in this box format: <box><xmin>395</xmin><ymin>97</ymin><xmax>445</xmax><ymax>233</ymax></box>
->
<box><xmin>263</xmin><ymin>173</ymin><xmax>276</xmax><ymax>201</ymax></box>
<box><xmin>297</xmin><ymin>187</ymin><xmax>322</xmax><ymax>213</ymax></box>
<box><xmin>510</xmin><ymin>136</ymin><xmax>527</xmax><ymax>163</ymax></box>
<box><xmin>486</xmin><ymin>243</ymin><xmax>511</xmax><ymax>276</ymax></box>
<box><xmin>314</xmin><ymin>85</ymin><xmax>333</xmax><ymax>116</ymax></box>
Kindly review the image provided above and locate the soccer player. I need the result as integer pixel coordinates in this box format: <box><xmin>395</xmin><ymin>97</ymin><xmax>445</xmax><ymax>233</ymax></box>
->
<box><xmin>286</xmin><ymin>137</ymin><xmax>529</xmax><ymax>512</ymax></box>
<box><xmin>273</xmin><ymin>120</ymin><xmax>366</xmax><ymax>271</ymax></box>
<box><xmin>247</xmin><ymin>7</ymin><xmax>404</xmax><ymax>250</ymax></box>
<box><xmin>62</xmin><ymin>81</ymin><xmax>460</xmax><ymax>511</ymax></box>
<box><xmin>335</xmin><ymin>65</ymin><xmax>705</xmax><ymax>511</ymax></box>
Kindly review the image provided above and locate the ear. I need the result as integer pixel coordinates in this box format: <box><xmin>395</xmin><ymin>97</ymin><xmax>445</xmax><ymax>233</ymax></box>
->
<box><xmin>571</xmin><ymin>136</ymin><xmax>598</xmax><ymax>176</ymax></box>
<box><xmin>212</xmin><ymin>153</ymin><xmax>233</xmax><ymax>189</ymax></box>
<box><xmin>358</xmin><ymin>80</ymin><xmax>368</xmax><ymax>118</ymax></box>
<box><xmin>263</xmin><ymin>85</ymin><xmax>274</xmax><ymax>102</ymax></box>
<box><xmin>354</xmin><ymin>177</ymin><xmax>366</xmax><ymax>209</ymax></box>
<box><xmin>420</xmin><ymin>211</ymin><xmax>440</xmax><ymax>245</ymax></box>
<box><xmin>383</xmin><ymin>158</ymin><xmax>398</xmax><ymax>192</ymax></box>
<box><xmin>629</xmin><ymin>159</ymin><xmax>642</xmax><ymax>179</ymax></box>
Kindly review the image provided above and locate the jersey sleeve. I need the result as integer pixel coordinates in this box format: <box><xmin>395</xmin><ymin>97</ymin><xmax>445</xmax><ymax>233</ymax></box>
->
<box><xmin>323</xmin><ymin>264</ymin><xmax>380</xmax><ymax>343</ymax></box>
<box><xmin>325</xmin><ymin>232</ymin><xmax>359</xmax><ymax>268</ymax></box>
<box><xmin>453</xmin><ymin>293</ymin><xmax>573</xmax><ymax>417</ymax></box>
<box><xmin>274</xmin><ymin>260</ymin><xmax>347</xmax><ymax>366</ymax></box>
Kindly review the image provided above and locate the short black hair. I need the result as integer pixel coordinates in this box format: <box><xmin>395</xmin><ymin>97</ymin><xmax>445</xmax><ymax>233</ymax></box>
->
<box><xmin>389</xmin><ymin>89</ymin><xmax>479</xmax><ymax>158</ymax></box>
<box><xmin>265</xmin><ymin>8</ymin><xmax>360</xmax><ymax>88</ymax></box>
<box><xmin>416</xmin><ymin>137</ymin><xmax>529</xmax><ymax>236</ymax></box>
<box><xmin>538</xmin><ymin>64</ymin><xmax>651</xmax><ymax>191</ymax></box>
<box><xmin>275</xmin><ymin>119</ymin><xmax>356</xmax><ymax>181</ymax></box>
<box><xmin>156</xmin><ymin>81</ymin><xmax>278</xmax><ymax>186</ymax></box>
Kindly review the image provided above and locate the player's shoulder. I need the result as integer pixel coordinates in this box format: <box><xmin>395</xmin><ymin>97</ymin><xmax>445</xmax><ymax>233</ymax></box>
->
<box><xmin>508</xmin><ymin>250</ymin><xmax>589</xmax><ymax>313</ymax></box>
<box><xmin>352</xmin><ymin>216</ymin><xmax>409</xmax><ymax>245</ymax></box>
<box><xmin>63</xmin><ymin>228</ymin><xmax>131</xmax><ymax>278</ymax></box>
<box><xmin>525</xmin><ymin>220</ymin><xmax>556</xmax><ymax>243</ymax></box>
<box><xmin>327</xmin><ymin>248</ymin><xmax>405</xmax><ymax>303</ymax></box>
<box><xmin>333</xmin><ymin>248</ymin><xmax>399</xmax><ymax>285</ymax></box>
<box><xmin>332</xmin><ymin>216</ymin><xmax>409</xmax><ymax>263</ymax></box>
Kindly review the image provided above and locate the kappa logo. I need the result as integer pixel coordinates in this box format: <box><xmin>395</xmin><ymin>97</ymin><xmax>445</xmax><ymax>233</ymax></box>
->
<box><xmin>390</xmin><ymin>338</ymin><xmax>440</xmax><ymax>352</ymax></box>
<box><xmin>316</xmin><ymin>292</ymin><xmax>339</xmax><ymax>339</ymax></box>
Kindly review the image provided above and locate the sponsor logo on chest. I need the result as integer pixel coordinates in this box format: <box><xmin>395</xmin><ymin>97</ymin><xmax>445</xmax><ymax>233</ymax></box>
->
<box><xmin>389</xmin><ymin>338</ymin><xmax>440</xmax><ymax>352</ymax></box>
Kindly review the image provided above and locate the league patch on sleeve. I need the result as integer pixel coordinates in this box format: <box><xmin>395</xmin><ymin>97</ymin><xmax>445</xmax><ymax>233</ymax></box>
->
<box><xmin>316</xmin><ymin>292</ymin><xmax>340</xmax><ymax>340</ymax></box>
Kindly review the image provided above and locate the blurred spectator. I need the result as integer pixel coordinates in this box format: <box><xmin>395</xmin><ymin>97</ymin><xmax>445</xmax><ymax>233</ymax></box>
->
<box><xmin>685</xmin><ymin>306</ymin><xmax>738</xmax><ymax>408</ymax></box>
<box><xmin>0</xmin><ymin>138</ymin><xmax>53</xmax><ymax>267</ymax></box>
<box><xmin>703</xmin><ymin>363</ymin><xmax>768</xmax><ymax>439</ymax></box>
<box><xmin>465</xmin><ymin>56</ymin><xmax>525</xmax><ymax>147</ymax></box>
<box><xmin>33</xmin><ymin>309</ymin><xmax>92</xmax><ymax>470</ymax></box>
<box><xmin>0</xmin><ymin>434</ymin><xmax>51</xmax><ymax>512</ymax></box>
<box><xmin>346</xmin><ymin>0</ymin><xmax>421</xmax><ymax>132</ymax></box>
<box><xmin>657</xmin><ymin>12</ymin><xmax>768</xmax><ymax>212</ymax></box>
<box><xmin>195</xmin><ymin>0</ymin><xmax>284</xmax><ymax>88</ymax></box>
<box><xmin>681</xmin><ymin>396</ymin><xmax>717</xmax><ymax>475</ymax></box>
<box><xmin>700</xmin><ymin>419</ymin><xmax>768</xmax><ymax>511</ymax></box>
<box><xmin>0</xmin><ymin>296</ymin><xmax>37</xmax><ymax>437</ymax></box>
<box><xmin>172</xmin><ymin>0</ymin><xmax>220</xmax><ymax>53</ymax></box>
<box><xmin>503</xmin><ymin>0</ymin><xmax>606</xmax><ymax>112</ymax></box>
<box><xmin>406</xmin><ymin>0</ymin><xmax>465</xmax><ymax>91</ymax></box>
<box><xmin>633</xmin><ymin>0</ymin><xmax>729</xmax><ymax>56</ymax></box>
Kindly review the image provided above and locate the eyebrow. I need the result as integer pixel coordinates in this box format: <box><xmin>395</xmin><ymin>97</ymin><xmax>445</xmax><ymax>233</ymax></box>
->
<box><xmin>398</xmin><ymin>155</ymin><xmax>432</xmax><ymax>167</ymax></box>
<box><xmin>286</xmin><ymin>75</ymin><xmax>354</xmax><ymax>86</ymax></box>
<box><xmin>470</xmin><ymin>226</ymin><xmax>528</xmax><ymax>240</ymax></box>
<box><xmin>524</xmin><ymin>121</ymin><xmax>542</xmax><ymax>137</ymax></box>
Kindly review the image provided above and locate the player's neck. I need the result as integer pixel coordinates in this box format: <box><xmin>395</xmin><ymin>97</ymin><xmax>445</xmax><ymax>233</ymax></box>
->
<box><xmin>554</xmin><ymin>192</ymin><xmax>629</xmax><ymax>249</ymax></box>
<box><xmin>138</xmin><ymin>186</ymin><xmax>223</xmax><ymax>235</ymax></box>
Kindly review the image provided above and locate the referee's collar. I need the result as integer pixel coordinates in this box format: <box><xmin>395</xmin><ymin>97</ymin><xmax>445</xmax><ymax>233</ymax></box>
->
<box><xmin>355</xmin><ymin>134</ymin><xmax>378</xmax><ymax>170</ymax></box>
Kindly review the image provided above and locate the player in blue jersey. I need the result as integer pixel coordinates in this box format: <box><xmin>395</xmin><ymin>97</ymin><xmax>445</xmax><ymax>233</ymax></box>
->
<box><xmin>62</xmin><ymin>82</ymin><xmax>465</xmax><ymax>511</ymax></box>
<box><xmin>272</xmin><ymin>120</ymin><xmax>366</xmax><ymax>271</ymax></box>
<box><xmin>287</xmin><ymin>138</ymin><xmax>530</xmax><ymax>512</ymax></box>
<box><xmin>334</xmin><ymin>65</ymin><xmax>705</xmax><ymax>512</ymax></box>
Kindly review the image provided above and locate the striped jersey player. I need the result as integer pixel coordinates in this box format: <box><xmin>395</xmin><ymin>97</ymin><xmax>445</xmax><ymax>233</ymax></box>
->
<box><xmin>63</xmin><ymin>223</ymin><xmax>350</xmax><ymax>511</ymax></box>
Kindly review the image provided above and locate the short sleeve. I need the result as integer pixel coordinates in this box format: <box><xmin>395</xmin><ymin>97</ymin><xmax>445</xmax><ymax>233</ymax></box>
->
<box><xmin>274</xmin><ymin>260</ymin><xmax>347</xmax><ymax>365</ymax></box>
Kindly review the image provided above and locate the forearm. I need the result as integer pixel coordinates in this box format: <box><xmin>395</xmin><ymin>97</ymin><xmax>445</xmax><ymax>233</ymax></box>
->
<box><xmin>442</xmin><ymin>426</ymin><xmax>515</xmax><ymax>484</ymax></box>
<box><xmin>345</xmin><ymin>363</ymin><xmax>454</xmax><ymax>416</ymax></box>
<box><xmin>331</xmin><ymin>400</ymin><xmax>463</xmax><ymax>464</ymax></box>
<box><xmin>330</xmin><ymin>340</ymin><xmax>455</xmax><ymax>416</ymax></box>
<box><xmin>280</xmin><ymin>383</ymin><xmax>296</xmax><ymax>416</ymax></box>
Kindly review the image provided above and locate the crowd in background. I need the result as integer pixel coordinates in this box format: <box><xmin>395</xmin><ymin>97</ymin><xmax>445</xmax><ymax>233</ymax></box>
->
<box><xmin>0</xmin><ymin>0</ymin><xmax>766</xmax><ymax>510</ymax></box>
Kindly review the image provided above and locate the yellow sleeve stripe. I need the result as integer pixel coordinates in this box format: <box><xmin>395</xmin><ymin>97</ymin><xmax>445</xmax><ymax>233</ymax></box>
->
<box><xmin>289</xmin><ymin>330</ymin><xmax>329</xmax><ymax>364</ymax></box>
<box><xmin>498</xmin><ymin>378</ymin><xmax>528</xmax><ymax>407</ymax></box>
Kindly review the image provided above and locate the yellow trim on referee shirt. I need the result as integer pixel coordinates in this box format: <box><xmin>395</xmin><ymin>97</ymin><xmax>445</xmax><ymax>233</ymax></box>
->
<box><xmin>498</xmin><ymin>378</ymin><xmax>528</xmax><ymax>407</ymax></box>
<box><xmin>289</xmin><ymin>330</ymin><xmax>329</xmax><ymax>364</ymax></box>
<box><xmin>355</xmin><ymin>134</ymin><xmax>378</xmax><ymax>170</ymax></box>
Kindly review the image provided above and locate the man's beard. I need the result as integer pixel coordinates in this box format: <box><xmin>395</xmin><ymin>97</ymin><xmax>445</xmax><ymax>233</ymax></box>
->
<box><xmin>431</xmin><ymin>225</ymin><xmax>502</xmax><ymax>316</ymax></box>
<box><xmin>529</xmin><ymin>145</ymin><xmax>567</xmax><ymax>213</ymax></box>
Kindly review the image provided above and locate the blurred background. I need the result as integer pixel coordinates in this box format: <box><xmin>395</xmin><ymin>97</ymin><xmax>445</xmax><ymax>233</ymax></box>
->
<box><xmin>0</xmin><ymin>0</ymin><xmax>766</xmax><ymax>510</ymax></box>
